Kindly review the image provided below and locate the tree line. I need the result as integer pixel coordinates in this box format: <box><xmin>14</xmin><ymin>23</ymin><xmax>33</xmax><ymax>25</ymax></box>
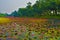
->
<box><xmin>0</xmin><ymin>0</ymin><xmax>60</xmax><ymax>18</ymax></box>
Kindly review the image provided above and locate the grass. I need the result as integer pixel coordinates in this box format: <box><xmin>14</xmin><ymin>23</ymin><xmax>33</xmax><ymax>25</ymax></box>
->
<box><xmin>40</xmin><ymin>15</ymin><xmax>60</xmax><ymax>19</ymax></box>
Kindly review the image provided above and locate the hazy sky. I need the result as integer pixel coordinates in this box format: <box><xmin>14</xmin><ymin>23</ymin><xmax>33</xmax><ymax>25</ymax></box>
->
<box><xmin>0</xmin><ymin>0</ymin><xmax>36</xmax><ymax>14</ymax></box>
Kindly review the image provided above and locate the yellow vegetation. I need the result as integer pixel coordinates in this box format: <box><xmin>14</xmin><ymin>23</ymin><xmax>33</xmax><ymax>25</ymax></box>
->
<box><xmin>0</xmin><ymin>17</ymin><xmax>11</xmax><ymax>23</ymax></box>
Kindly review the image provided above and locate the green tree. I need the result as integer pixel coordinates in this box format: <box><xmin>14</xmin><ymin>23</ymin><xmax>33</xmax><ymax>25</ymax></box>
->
<box><xmin>0</xmin><ymin>13</ymin><xmax>8</xmax><ymax>17</ymax></box>
<box><xmin>10</xmin><ymin>11</ymin><xmax>19</xmax><ymax>17</ymax></box>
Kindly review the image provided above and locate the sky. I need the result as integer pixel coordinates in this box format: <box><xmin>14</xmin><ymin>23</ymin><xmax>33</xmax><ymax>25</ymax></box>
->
<box><xmin>0</xmin><ymin>0</ymin><xmax>37</xmax><ymax>14</ymax></box>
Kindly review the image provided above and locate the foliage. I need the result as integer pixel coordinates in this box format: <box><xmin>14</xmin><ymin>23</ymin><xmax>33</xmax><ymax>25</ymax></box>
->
<box><xmin>13</xmin><ymin>0</ymin><xmax>60</xmax><ymax>18</ymax></box>
<box><xmin>0</xmin><ymin>0</ymin><xmax>60</xmax><ymax>18</ymax></box>
<box><xmin>0</xmin><ymin>13</ymin><xmax>8</xmax><ymax>17</ymax></box>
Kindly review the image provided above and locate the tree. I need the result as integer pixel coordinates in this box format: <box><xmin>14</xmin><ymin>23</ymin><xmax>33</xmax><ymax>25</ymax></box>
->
<box><xmin>10</xmin><ymin>0</ymin><xmax>60</xmax><ymax>18</ymax></box>
<box><xmin>10</xmin><ymin>11</ymin><xmax>19</xmax><ymax>17</ymax></box>
<box><xmin>26</xmin><ymin>2</ymin><xmax>32</xmax><ymax>8</ymax></box>
<box><xmin>0</xmin><ymin>13</ymin><xmax>8</xmax><ymax>17</ymax></box>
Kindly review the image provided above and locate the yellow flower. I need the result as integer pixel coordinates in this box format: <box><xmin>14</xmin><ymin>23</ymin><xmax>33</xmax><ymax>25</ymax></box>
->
<box><xmin>48</xmin><ymin>30</ymin><xmax>51</xmax><ymax>33</ymax></box>
<box><xmin>45</xmin><ymin>33</ymin><xmax>51</xmax><ymax>37</ymax></box>
<box><xmin>49</xmin><ymin>38</ymin><xmax>53</xmax><ymax>40</ymax></box>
